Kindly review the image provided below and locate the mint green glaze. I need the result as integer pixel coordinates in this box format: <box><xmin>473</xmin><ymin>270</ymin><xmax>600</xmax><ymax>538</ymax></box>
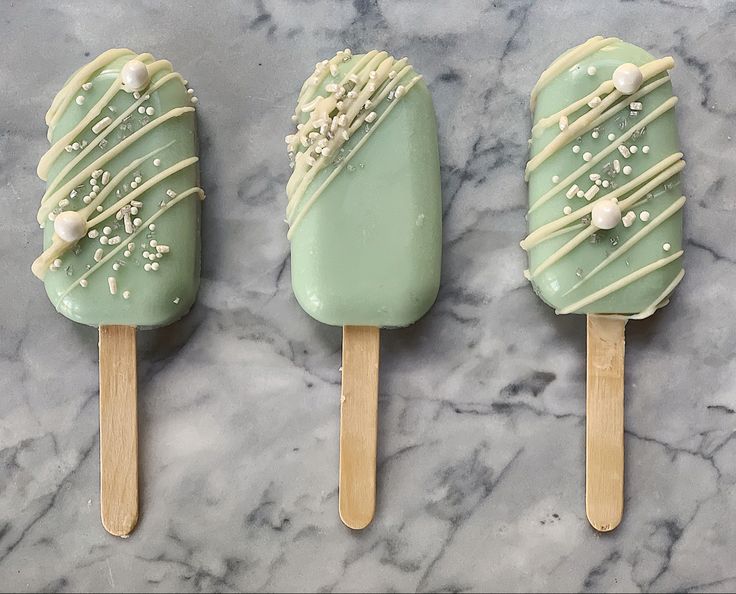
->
<box><xmin>527</xmin><ymin>40</ymin><xmax>684</xmax><ymax>315</ymax></box>
<box><xmin>289</xmin><ymin>55</ymin><xmax>442</xmax><ymax>328</ymax></box>
<box><xmin>40</xmin><ymin>52</ymin><xmax>201</xmax><ymax>328</ymax></box>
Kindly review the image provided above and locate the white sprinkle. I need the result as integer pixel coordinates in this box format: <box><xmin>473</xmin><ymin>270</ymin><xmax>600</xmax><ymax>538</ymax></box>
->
<box><xmin>589</xmin><ymin>173</ymin><xmax>601</xmax><ymax>181</ymax></box>
<box><xmin>131</xmin><ymin>200</ymin><xmax>143</xmax><ymax>207</ymax></box>
<box><xmin>642</xmin><ymin>145</ymin><xmax>650</xmax><ymax>154</ymax></box>
<box><xmin>52</xmin><ymin>258</ymin><xmax>62</xmax><ymax>269</ymax></box>
<box><xmin>153</xmin><ymin>158</ymin><xmax>161</xmax><ymax>166</ymax></box>
<box><xmin>566</xmin><ymin>184</ymin><xmax>580</xmax><ymax>199</ymax></box>
<box><xmin>133</xmin><ymin>91</ymin><xmax>141</xmax><ymax>99</ymax></box>
<box><xmin>59</xmin><ymin>199</ymin><xmax>69</xmax><ymax>207</ymax></box>
<box><xmin>138</xmin><ymin>106</ymin><xmax>146</xmax><ymax>114</ymax></box>
<box><xmin>395</xmin><ymin>85</ymin><xmax>406</xmax><ymax>98</ymax></box>
<box><xmin>145</xmin><ymin>106</ymin><xmax>155</xmax><ymax>116</ymax></box>
<box><xmin>623</xmin><ymin>165</ymin><xmax>632</xmax><ymax>175</ymax></box>
<box><xmin>572</xmin><ymin>145</ymin><xmax>581</xmax><ymax>154</ymax></box>
<box><xmin>622</xmin><ymin>211</ymin><xmax>636</xmax><ymax>227</ymax></box>
<box><xmin>166</xmin><ymin>189</ymin><xmax>177</xmax><ymax>198</ymax></box>
<box><xmin>82</xmin><ymin>82</ymin><xmax>93</xmax><ymax>91</ymax></box>
<box><xmin>75</xmin><ymin>95</ymin><xmax>85</xmax><ymax>105</ymax></box>
<box><xmin>79</xmin><ymin>279</ymin><xmax>88</xmax><ymax>287</ymax></box>
<box><xmin>365</xmin><ymin>111</ymin><xmax>377</xmax><ymax>123</ymax></box>
<box><xmin>582</xmin><ymin>152</ymin><xmax>592</xmax><ymax>162</ymax></box>
<box><xmin>156</xmin><ymin>244</ymin><xmax>170</xmax><ymax>253</ymax></box>
<box><xmin>559</xmin><ymin>115</ymin><xmax>569</xmax><ymax>131</ymax></box>
<box><xmin>122</xmin><ymin>290</ymin><xmax>131</xmax><ymax>299</ymax></box>
<box><xmin>102</xmin><ymin>171</ymin><xmax>110</xmax><ymax>185</ymax></box>
<box><xmin>322</xmin><ymin>147</ymin><xmax>332</xmax><ymax>157</ymax></box>
<box><xmin>92</xmin><ymin>169</ymin><xmax>103</xmax><ymax>178</ymax></box>
<box><xmin>92</xmin><ymin>116</ymin><xmax>112</xmax><ymax>134</ymax></box>
<box><xmin>552</xmin><ymin>175</ymin><xmax>560</xmax><ymax>184</ymax></box>
<box><xmin>69</xmin><ymin>189</ymin><xmax>78</xmax><ymax>199</ymax></box>
<box><xmin>587</xmin><ymin>65</ymin><xmax>597</xmax><ymax>76</ymax></box>
<box><xmin>72</xmin><ymin>142</ymin><xmax>80</xmax><ymax>150</ymax></box>
<box><xmin>588</xmin><ymin>96</ymin><xmax>602</xmax><ymax>108</ymax></box>
<box><xmin>584</xmin><ymin>185</ymin><xmax>600</xmax><ymax>201</ymax></box>
<box><xmin>108</xmin><ymin>236</ymin><xmax>121</xmax><ymax>245</ymax></box>
<box><xmin>613</xmin><ymin>159</ymin><xmax>621</xmax><ymax>173</ymax></box>
<box><xmin>187</xmin><ymin>88</ymin><xmax>195</xmax><ymax>95</ymax></box>
<box><xmin>64</xmin><ymin>145</ymin><xmax>73</xmax><ymax>153</ymax></box>
<box><xmin>144</xmin><ymin>263</ymin><xmax>152</xmax><ymax>271</ymax></box>
<box><xmin>341</xmin><ymin>130</ymin><xmax>350</xmax><ymax>141</ymax></box>
<box><xmin>112</xmin><ymin>262</ymin><xmax>120</xmax><ymax>271</ymax></box>
<box><xmin>618</xmin><ymin>144</ymin><xmax>631</xmax><ymax>158</ymax></box>
<box><xmin>133</xmin><ymin>218</ymin><xmax>142</xmax><ymax>227</ymax></box>
<box><xmin>48</xmin><ymin>212</ymin><xmax>56</xmax><ymax>221</ymax></box>
<box><xmin>640</xmin><ymin>211</ymin><xmax>651</xmax><ymax>222</ymax></box>
<box><xmin>563</xmin><ymin>206</ymin><xmax>573</xmax><ymax>215</ymax></box>
<box><xmin>330</xmin><ymin>63</ymin><xmax>338</xmax><ymax>77</ymax></box>
<box><xmin>663</xmin><ymin>242</ymin><xmax>671</xmax><ymax>252</ymax></box>
<box><xmin>173</xmin><ymin>297</ymin><xmax>180</xmax><ymax>304</ymax></box>
<box><xmin>108</xmin><ymin>277</ymin><xmax>117</xmax><ymax>295</ymax></box>
<box><xmin>151</xmin><ymin>262</ymin><xmax>160</xmax><ymax>271</ymax></box>
<box><xmin>592</xmin><ymin>130</ymin><xmax>599</xmax><ymax>139</ymax></box>
<box><xmin>88</xmin><ymin>229</ymin><xmax>99</xmax><ymax>238</ymax></box>
<box><xmin>94</xmin><ymin>248</ymin><xmax>104</xmax><ymax>262</ymax></box>
<box><xmin>629</xmin><ymin>102</ymin><xmax>643</xmax><ymax>111</ymax></box>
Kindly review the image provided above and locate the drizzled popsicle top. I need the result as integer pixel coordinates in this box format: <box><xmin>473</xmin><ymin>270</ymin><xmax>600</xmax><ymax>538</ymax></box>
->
<box><xmin>522</xmin><ymin>37</ymin><xmax>685</xmax><ymax>318</ymax></box>
<box><xmin>32</xmin><ymin>50</ymin><xmax>204</xmax><ymax>327</ymax></box>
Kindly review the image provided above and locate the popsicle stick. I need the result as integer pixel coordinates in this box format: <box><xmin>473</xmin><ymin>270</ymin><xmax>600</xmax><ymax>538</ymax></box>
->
<box><xmin>586</xmin><ymin>314</ymin><xmax>626</xmax><ymax>532</ymax></box>
<box><xmin>339</xmin><ymin>325</ymin><xmax>380</xmax><ymax>530</ymax></box>
<box><xmin>98</xmin><ymin>325</ymin><xmax>138</xmax><ymax>537</ymax></box>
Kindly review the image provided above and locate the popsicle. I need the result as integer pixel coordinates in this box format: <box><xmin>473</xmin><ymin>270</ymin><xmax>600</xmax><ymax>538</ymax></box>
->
<box><xmin>285</xmin><ymin>49</ymin><xmax>442</xmax><ymax>528</ymax></box>
<box><xmin>521</xmin><ymin>37</ymin><xmax>685</xmax><ymax>531</ymax></box>
<box><xmin>32</xmin><ymin>49</ymin><xmax>204</xmax><ymax>536</ymax></box>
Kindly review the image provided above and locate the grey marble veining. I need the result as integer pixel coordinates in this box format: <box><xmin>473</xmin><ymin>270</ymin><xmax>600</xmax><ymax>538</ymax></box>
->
<box><xmin>1</xmin><ymin>0</ymin><xmax>735</xmax><ymax>592</ymax></box>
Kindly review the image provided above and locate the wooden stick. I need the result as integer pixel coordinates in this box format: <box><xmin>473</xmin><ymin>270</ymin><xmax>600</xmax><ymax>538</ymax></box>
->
<box><xmin>338</xmin><ymin>325</ymin><xmax>380</xmax><ymax>530</ymax></box>
<box><xmin>98</xmin><ymin>325</ymin><xmax>138</xmax><ymax>537</ymax></box>
<box><xmin>586</xmin><ymin>314</ymin><xmax>626</xmax><ymax>532</ymax></box>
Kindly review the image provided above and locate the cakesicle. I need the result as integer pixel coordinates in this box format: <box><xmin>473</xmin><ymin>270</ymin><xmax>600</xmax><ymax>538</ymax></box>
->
<box><xmin>522</xmin><ymin>37</ymin><xmax>685</xmax><ymax>531</ymax></box>
<box><xmin>285</xmin><ymin>49</ymin><xmax>442</xmax><ymax>528</ymax></box>
<box><xmin>32</xmin><ymin>49</ymin><xmax>204</xmax><ymax>536</ymax></box>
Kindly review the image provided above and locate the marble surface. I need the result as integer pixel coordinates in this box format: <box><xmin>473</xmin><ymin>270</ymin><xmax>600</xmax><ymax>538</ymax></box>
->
<box><xmin>1</xmin><ymin>0</ymin><xmax>735</xmax><ymax>592</ymax></box>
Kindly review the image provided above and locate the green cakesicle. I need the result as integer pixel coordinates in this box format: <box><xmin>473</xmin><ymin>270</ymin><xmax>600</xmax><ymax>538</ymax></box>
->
<box><xmin>285</xmin><ymin>50</ymin><xmax>442</xmax><ymax>327</ymax></box>
<box><xmin>33</xmin><ymin>49</ymin><xmax>203</xmax><ymax>328</ymax></box>
<box><xmin>522</xmin><ymin>37</ymin><xmax>685</xmax><ymax>317</ymax></box>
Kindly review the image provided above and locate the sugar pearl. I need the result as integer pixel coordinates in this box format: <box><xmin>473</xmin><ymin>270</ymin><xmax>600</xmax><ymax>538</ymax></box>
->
<box><xmin>612</xmin><ymin>63</ymin><xmax>643</xmax><ymax>94</ymax></box>
<box><xmin>53</xmin><ymin>211</ymin><xmax>86</xmax><ymax>242</ymax></box>
<box><xmin>121</xmin><ymin>59</ymin><xmax>150</xmax><ymax>92</ymax></box>
<box><xmin>591</xmin><ymin>199</ymin><xmax>622</xmax><ymax>230</ymax></box>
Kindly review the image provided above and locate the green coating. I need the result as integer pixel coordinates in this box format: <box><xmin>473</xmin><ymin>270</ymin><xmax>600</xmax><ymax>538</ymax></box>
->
<box><xmin>527</xmin><ymin>40</ymin><xmax>684</xmax><ymax>315</ymax></box>
<box><xmin>289</xmin><ymin>55</ymin><xmax>442</xmax><ymax>327</ymax></box>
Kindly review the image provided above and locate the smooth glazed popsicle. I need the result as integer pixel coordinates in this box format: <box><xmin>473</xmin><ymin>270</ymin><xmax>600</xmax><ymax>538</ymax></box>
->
<box><xmin>286</xmin><ymin>49</ymin><xmax>442</xmax><ymax>328</ymax></box>
<box><xmin>522</xmin><ymin>36</ymin><xmax>684</xmax><ymax>317</ymax></box>
<box><xmin>32</xmin><ymin>50</ymin><xmax>203</xmax><ymax>537</ymax></box>
<box><xmin>285</xmin><ymin>50</ymin><xmax>442</xmax><ymax>528</ymax></box>
<box><xmin>522</xmin><ymin>37</ymin><xmax>686</xmax><ymax>533</ymax></box>
<box><xmin>33</xmin><ymin>49</ymin><xmax>203</xmax><ymax>327</ymax></box>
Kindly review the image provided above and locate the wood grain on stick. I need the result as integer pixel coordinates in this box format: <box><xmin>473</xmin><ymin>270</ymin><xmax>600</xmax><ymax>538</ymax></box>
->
<box><xmin>586</xmin><ymin>314</ymin><xmax>625</xmax><ymax>532</ymax></box>
<box><xmin>339</xmin><ymin>325</ymin><xmax>380</xmax><ymax>530</ymax></box>
<box><xmin>99</xmin><ymin>325</ymin><xmax>138</xmax><ymax>537</ymax></box>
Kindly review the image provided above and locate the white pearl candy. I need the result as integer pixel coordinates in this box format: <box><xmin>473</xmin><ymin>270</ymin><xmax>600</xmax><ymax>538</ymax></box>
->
<box><xmin>612</xmin><ymin>63</ymin><xmax>643</xmax><ymax>95</ymax></box>
<box><xmin>591</xmin><ymin>199</ymin><xmax>622</xmax><ymax>230</ymax></box>
<box><xmin>121</xmin><ymin>59</ymin><xmax>150</xmax><ymax>92</ymax></box>
<box><xmin>53</xmin><ymin>210</ymin><xmax>86</xmax><ymax>242</ymax></box>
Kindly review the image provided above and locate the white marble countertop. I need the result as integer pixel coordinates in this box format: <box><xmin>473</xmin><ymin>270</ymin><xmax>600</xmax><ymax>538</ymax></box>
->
<box><xmin>2</xmin><ymin>1</ymin><xmax>735</xmax><ymax>592</ymax></box>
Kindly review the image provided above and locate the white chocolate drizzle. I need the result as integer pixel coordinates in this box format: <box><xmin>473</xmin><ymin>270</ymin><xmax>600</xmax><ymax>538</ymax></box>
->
<box><xmin>284</xmin><ymin>50</ymin><xmax>421</xmax><ymax>239</ymax></box>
